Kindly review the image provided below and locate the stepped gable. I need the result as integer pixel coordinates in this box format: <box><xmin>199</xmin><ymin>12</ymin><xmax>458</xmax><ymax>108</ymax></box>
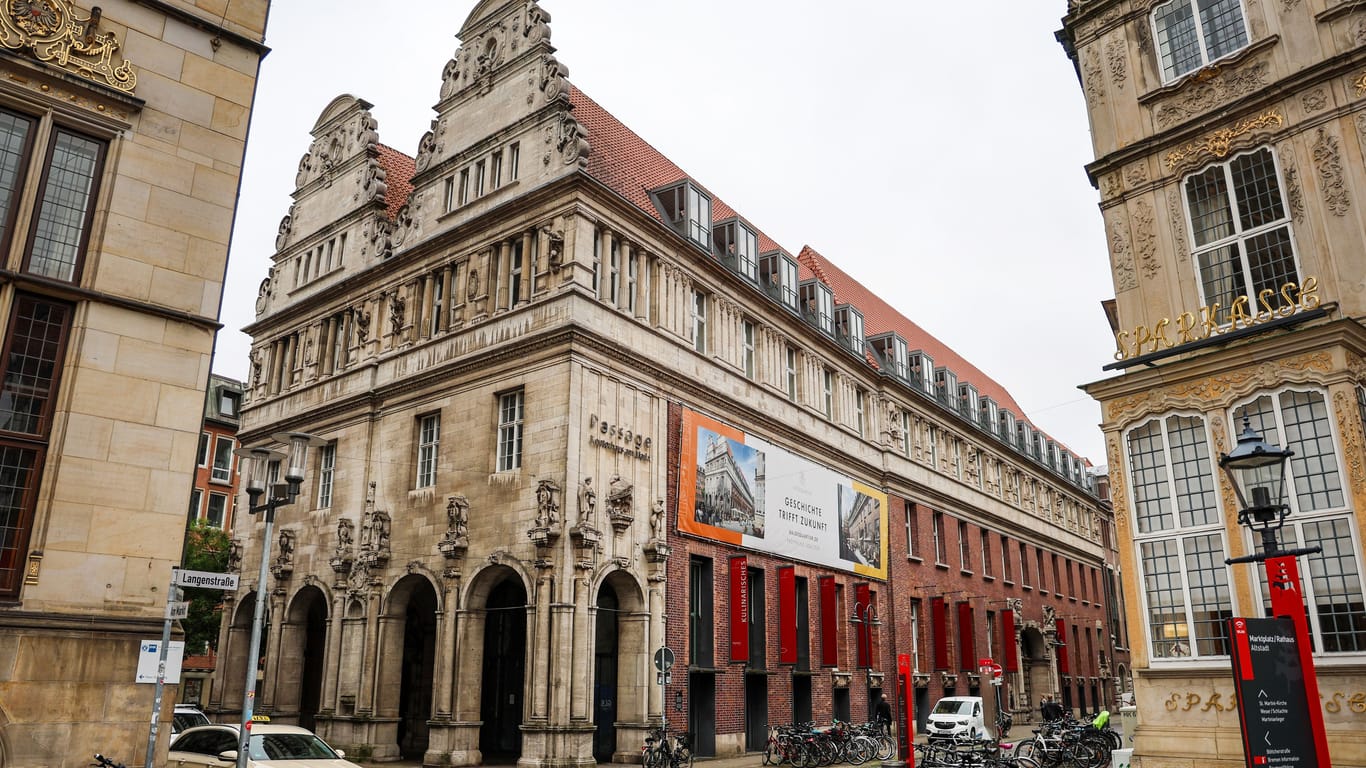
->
<box><xmin>376</xmin><ymin>144</ymin><xmax>415</xmax><ymax>221</ymax></box>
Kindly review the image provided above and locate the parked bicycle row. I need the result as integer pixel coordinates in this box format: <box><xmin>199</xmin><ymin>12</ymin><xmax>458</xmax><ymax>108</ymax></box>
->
<box><xmin>761</xmin><ymin>720</ymin><xmax>895</xmax><ymax>767</ymax></box>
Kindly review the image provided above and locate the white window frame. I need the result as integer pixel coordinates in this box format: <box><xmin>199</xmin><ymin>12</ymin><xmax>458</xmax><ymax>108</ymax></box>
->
<box><xmin>206</xmin><ymin>492</ymin><xmax>228</xmax><ymax>528</ymax></box>
<box><xmin>497</xmin><ymin>390</ymin><xmax>524</xmax><ymax>472</ymax></box>
<box><xmin>785</xmin><ymin>345</ymin><xmax>797</xmax><ymax>401</ymax></box>
<box><xmin>1151</xmin><ymin>0</ymin><xmax>1249</xmax><ymax>84</ymax></box>
<box><xmin>197</xmin><ymin>432</ymin><xmax>210</xmax><ymax>468</ymax></box>
<box><xmin>188</xmin><ymin>488</ymin><xmax>202</xmax><ymax>523</ymax></box>
<box><xmin>417</xmin><ymin>413</ymin><xmax>440</xmax><ymax>488</ymax></box>
<box><xmin>910</xmin><ymin>599</ymin><xmax>922</xmax><ymax>672</ymax></box>
<box><xmin>933</xmin><ymin>512</ymin><xmax>947</xmax><ymax>565</ymax></box>
<box><xmin>981</xmin><ymin>530</ymin><xmax>993</xmax><ymax>577</ymax></box>
<box><xmin>691</xmin><ymin>289</ymin><xmax>707</xmax><ymax>354</ymax></box>
<box><xmin>210</xmin><ymin>436</ymin><xmax>235</xmax><ymax>484</ymax></box>
<box><xmin>317</xmin><ymin>442</ymin><xmax>336</xmax><ymax>509</ymax></box>
<box><xmin>904</xmin><ymin>503</ymin><xmax>917</xmax><ymax>560</ymax></box>
<box><xmin>742</xmin><ymin>320</ymin><xmax>755</xmax><ymax>380</ymax></box>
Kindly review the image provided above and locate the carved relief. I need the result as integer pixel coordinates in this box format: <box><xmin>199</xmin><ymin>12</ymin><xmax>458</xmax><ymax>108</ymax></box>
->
<box><xmin>539</xmin><ymin>53</ymin><xmax>569</xmax><ymax>103</ymax></box>
<box><xmin>1101</xmin><ymin>173</ymin><xmax>1122</xmax><ymax>200</ymax></box>
<box><xmin>388</xmin><ymin>291</ymin><xmax>406</xmax><ymax>335</ymax></box>
<box><xmin>440</xmin><ymin>49</ymin><xmax>465</xmax><ymax>99</ymax></box>
<box><xmin>1354</xmin><ymin>72</ymin><xmax>1366</xmax><ymax>97</ymax></box>
<box><xmin>366</xmin><ymin>219</ymin><xmax>393</xmax><ymax>260</ymax></box>
<box><xmin>330</xmin><ymin>518</ymin><xmax>355</xmax><ymax>575</ymax></box>
<box><xmin>1082</xmin><ymin>47</ymin><xmax>1104</xmax><ymax>106</ymax></box>
<box><xmin>0</xmin><ymin>0</ymin><xmax>136</xmax><ymax>91</ymax></box>
<box><xmin>359</xmin><ymin>158</ymin><xmax>388</xmax><ymax>204</ymax></box>
<box><xmin>1164</xmin><ymin>109</ymin><xmax>1284</xmax><ymax>172</ymax></box>
<box><xmin>1134</xmin><ymin>199</ymin><xmax>1158</xmax><ymax>280</ymax></box>
<box><xmin>1301</xmin><ymin>88</ymin><xmax>1328</xmax><ymax>114</ymax></box>
<box><xmin>227</xmin><ymin>539</ymin><xmax>243</xmax><ymax>573</ymax></box>
<box><xmin>578</xmin><ymin>477</ymin><xmax>596</xmax><ymax>524</ymax></box>
<box><xmin>535</xmin><ymin>479</ymin><xmax>561</xmax><ymax>528</ymax></box>
<box><xmin>354</xmin><ymin>305</ymin><xmax>370</xmax><ymax>342</ymax></box>
<box><xmin>525</xmin><ymin>1</ymin><xmax>550</xmax><ymax>46</ymax></box>
<box><xmin>1312</xmin><ymin>127</ymin><xmax>1350</xmax><ymax>216</ymax></box>
<box><xmin>439</xmin><ymin>494</ymin><xmax>470</xmax><ymax>560</ymax></box>
<box><xmin>542</xmin><ymin>224</ymin><xmax>565</xmax><ymax>270</ymax></box>
<box><xmin>553</xmin><ymin>112</ymin><xmax>590</xmax><ymax>166</ymax></box>
<box><xmin>1167</xmin><ymin>190</ymin><xmax>1189</xmax><ymax>263</ymax></box>
<box><xmin>276</xmin><ymin>207</ymin><xmax>294</xmax><ymax>251</ymax></box>
<box><xmin>414</xmin><ymin>130</ymin><xmax>438</xmax><ymax>173</ymax></box>
<box><xmin>1105</xmin><ymin>353</ymin><xmax>1335</xmax><ymax>424</ymax></box>
<box><xmin>271</xmin><ymin>529</ymin><xmax>297</xmax><ymax>580</ymax></box>
<box><xmin>1278</xmin><ymin>144</ymin><xmax>1304</xmax><ymax>223</ymax></box>
<box><xmin>1332</xmin><ymin>390</ymin><xmax>1366</xmax><ymax>494</ymax></box>
<box><xmin>606</xmin><ymin>473</ymin><xmax>634</xmax><ymax>532</ymax></box>
<box><xmin>1105</xmin><ymin>39</ymin><xmax>1127</xmax><ymax>90</ymax></box>
<box><xmin>1153</xmin><ymin>62</ymin><xmax>1269</xmax><ymax>130</ymax></box>
<box><xmin>1110</xmin><ymin>217</ymin><xmax>1137</xmax><ymax>291</ymax></box>
<box><xmin>1125</xmin><ymin>163</ymin><xmax>1147</xmax><ymax>188</ymax></box>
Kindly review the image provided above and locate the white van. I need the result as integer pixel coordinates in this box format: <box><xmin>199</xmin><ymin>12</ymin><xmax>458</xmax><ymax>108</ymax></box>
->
<box><xmin>926</xmin><ymin>696</ymin><xmax>986</xmax><ymax>739</ymax></box>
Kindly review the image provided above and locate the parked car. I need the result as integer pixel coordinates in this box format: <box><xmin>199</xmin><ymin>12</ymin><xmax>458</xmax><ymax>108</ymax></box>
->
<box><xmin>926</xmin><ymin>696</ymin><xmax>987</xmax><ymax>739</ymax></box>
<box><xmin>168</xmin><ymin>722</ymin><xmax>361</xmax><ymax>768</ymax></box>
<box><xmin>171</xmin><ymin>705</ymin><xmax>211</xmax><ymax>741</ymax></box>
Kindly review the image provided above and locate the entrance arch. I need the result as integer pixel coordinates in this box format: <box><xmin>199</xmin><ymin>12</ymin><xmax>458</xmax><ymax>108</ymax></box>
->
<box><xmin>378</xmin><ymin>574</ymin><xmax>439</xmax><ymax>761</ymax></box>
<box><xmin>1020</xmin><ymin>626</ymin><xmax>1051</xmax><ymax>718</ymax></box>
<box><xmin>479</xmin><ymin>576</ymin><xmax>527</xmax><ymax>761</ymax></box>
<box><xmin>219</xmin><ymin>591</ymin><xmax>264</xmax><ymax>711</ymax></box>
<box><xmin>591</xmin><ymin>570</ymin><xmax>648</xmax><ymax>763</ymax></box>
<box><xmin>278</xmin><ymin>585</ymin><xmax>328</xmax><ymax>729</ymax></box>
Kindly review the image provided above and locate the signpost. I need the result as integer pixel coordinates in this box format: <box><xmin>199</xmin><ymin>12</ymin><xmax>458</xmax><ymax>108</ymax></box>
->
<box><xmin>895</xmin><ymin>652</ymin><xmax>914</xmax><ymax>768</ymax></box>
<box><xmin>655</xmin><ymin>646</ymin><xmax>674</xmax><ymax>725</ymax></box>
<box><xmin>1228</xmin><ymin>617</ymin><xmax>1318</xmax><ymax>768</ymax></box>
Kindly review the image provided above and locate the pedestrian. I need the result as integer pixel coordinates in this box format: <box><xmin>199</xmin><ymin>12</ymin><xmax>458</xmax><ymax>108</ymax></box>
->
<box><xmin>875</xmin><ymin>693</ymin><xmax>893</xmax><ymax>734</ymax></box>
<box><xmin>1041</xmin><ymin>695</ymin><xmax>1064</xmax><ymax>722</ymax></box>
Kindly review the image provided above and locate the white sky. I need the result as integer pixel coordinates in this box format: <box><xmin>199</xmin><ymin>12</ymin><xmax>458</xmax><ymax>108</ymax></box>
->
<box><xmin>215</xmin><ymin>1</ymin><xmax>1117</xmax><ymax>463</ymax></box>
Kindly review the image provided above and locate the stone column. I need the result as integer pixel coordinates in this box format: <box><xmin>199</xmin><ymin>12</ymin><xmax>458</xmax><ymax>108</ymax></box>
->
<box><xmin>420</xmin><ymin>274</ymin><xmax>435</xmax><ymax>340</ymax></box>
<box><xmin>357</xmin><ymin>589</ymin><xmax>381</xmax><ymax>715</ymax></box>
<box><xmin>436</xmin><ymin>573</ymin><xmax>460</xmax><ymax>718</ymax></box>
<box><xmin>596</xmin><ymin>228</ymin><xmax>612</xmax><ymax>301</ymax></box>
<box><xmin>532</xmin><ymin>574</ymin><xmax>554</xmax><ymax>720</ymax></box>
<box><xmin>565</xmin><ymin>576</ymin><xmax>588</xmax><ymax>721</ymax></box>
<box><xmin>320</xmin><ymin>592</ymin><xmax>345</xmax><ymax>712</ymax></box>
<box><xmin>261</xmin><ymin>588</ymin><xmax>288</xmax><ymax>711</ymax></box>
<box><xmin>519</xmin><ymin>230</ymin><xmax>534</xmax><ymax>305</ymax></box>
<box><xmin>495</xmin><ymin>240</ymin><xmax>511</xmax><ymax>312</ymax></box>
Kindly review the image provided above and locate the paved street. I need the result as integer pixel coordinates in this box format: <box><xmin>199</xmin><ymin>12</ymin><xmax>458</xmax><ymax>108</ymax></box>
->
<box><xmin>358</xmin><ymin>755</ymin><xmax>769</xmax><ymax>768</ymax></box>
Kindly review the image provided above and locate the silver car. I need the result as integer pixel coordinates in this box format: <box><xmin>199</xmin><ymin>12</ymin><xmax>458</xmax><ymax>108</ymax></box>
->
<box><xmin>168</xmin><ymin>723</ymin><xmax>362</xmax><ymax>768</ymax></box>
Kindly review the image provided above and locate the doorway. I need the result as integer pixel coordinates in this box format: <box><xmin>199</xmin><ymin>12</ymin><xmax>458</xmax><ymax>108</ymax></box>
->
<box><xmin>593</xmin><ymin>589</ymin><xmax>619</xmax><ymax>762</ymax></box>
<box><xmin>792</xmin><ymin>676</ymin><xmax>812</xmax><ymax>724</ymax></box>
<box><xmin>914</xmin><ymin>687</ymin><xmax>930</xmax><ymax>733</ymax></box>
<box><xmin>398</xmin><ymin>579</ymin><xmax>437</xmax><ymax>760</ymax></box>
<box><xmin>833</xmin><ymin>687</ymin><xmax>850</xmax><ymax>723</ymax></box>
<box><xmin>745</xmin><ymin>674</ymin><xmax>767</xmax><ymax>751</ymax></box>
<box><xmin>290</xmin><ymin>588</ymin><xmax>328</xmax><ymax>731</ymax></box>
<box><xmin>479</xmin><ymin>579</ymin><xmax>527</xmax><ymax>761</ymax></box>
<box><xmin>688</xmin><ymin>673</ymin><xmax>716</xmax><ymax>756</ymax></box>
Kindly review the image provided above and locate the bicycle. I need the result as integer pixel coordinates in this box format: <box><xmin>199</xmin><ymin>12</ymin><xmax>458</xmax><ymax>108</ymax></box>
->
<box><xmin>92</xmin><ymin>756</ymin><xmax>127</xmax><ymax>768</ymax></box>
<box><xmin>642</xmin><ymin>725</ymin><xmax>693</xmax><ymax>768</ymax></box>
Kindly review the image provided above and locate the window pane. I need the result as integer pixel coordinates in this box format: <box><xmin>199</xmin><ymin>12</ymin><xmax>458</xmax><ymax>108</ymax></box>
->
<box><xmin>1245</xmin><ymin>227</ymin><xmax>1297</xmax><ymax>308</ymax></box>
<box><xmin>1155</xmin><ymin>0</ymin><xmax>1201</xmax><ymax>81</ymax></box>
<box><xmin>1302</xmin><ymin>518</ymin><xmax>1366</xmax><ymax>653</ymax></box>
<box><xmin>1279</xmin><ymin>390</ymin><xmax>1344</xmax><ymax>512</ymax></box>
<box><xmin>1198</xmin><ymin>0</ymin><xmax>1248</xmax><ymax>60</ymax></box>
<box><xmin>1127</xmin><ymin>420</ymin><xmax>1172</xmax><ymax>533</ymax></box>
<box><xmin>1167</xmin><ymin>415</ymin><xmax>1217</xmax><ymax>528</ymax></box>
<box><xmin>1186</xmin><ymin>166</ymin><xmax>1235</xmax><ymax>247</ymax></box>
<box><xmin>0</xmin><ymin>111</ymin><xmax>32</xmax><ymax>246</ymax></box>
<box><xmin>1141</xmin><ymin>538</ymin><xmax>1189</xmax><ymax>658</ymax></box>
<box><xmin>1230</xmin><ymin>149</ymin><xmax>1285</xmax><ymax>230</ymax></box>
<box><xmin>1185</xmin><ymin>532</ymin><xmax>1232</xmax><ymax>656</ymax></box>
<box><xmin>28</xmin><ymin>131</ymin><xmax>102</xmax><ymax>282</ymax></box>
<box><xmin>1197</xmin><ymin>244</ymin><xmax>1246</xmax><ymax>324</ymax></box>
<box><xmin>0</xmin><ymin>444</ymin><xmax>38</xmax><ymax>593</ymax></box>
<box><xmin>211</xmin><ymin>437</ymin><xmax>233</xmax><ymax>482</ymax></box>
<box><xmin>0</xmin><ymin>297</ymin><xmax>70</xmax><ymax>436</ymax></box>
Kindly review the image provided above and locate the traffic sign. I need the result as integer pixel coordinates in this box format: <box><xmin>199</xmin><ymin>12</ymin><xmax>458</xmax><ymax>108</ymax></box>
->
<box><xmin>654</xmin><ymin>646</ymin><xmax>675</xmax><ymax>673</ymax></box>
<box><xmin>166</xmin><ymin>601</ymin><xmax>190</xmax><ymax>620</ymax></box>
<box><xmin>174</xmin><ymin>569</ymin><xmax>239</xmax><ymax>591</ymax></box>
<box><xmin>1228</xmin><ymin>617</ymin><xmax>1318</xmax><ymax>768</ymax></box>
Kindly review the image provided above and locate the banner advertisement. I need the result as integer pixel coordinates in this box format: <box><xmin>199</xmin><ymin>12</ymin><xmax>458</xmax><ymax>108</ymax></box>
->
<box><xmin>729</xmin><ymin>556</ymin><xmax>749</xmax><ymax>663</ymax></box>
<box><xmin>678</xmin><ymin>408</ymin><xmax>889</xmax><ymax>580</ymax></box>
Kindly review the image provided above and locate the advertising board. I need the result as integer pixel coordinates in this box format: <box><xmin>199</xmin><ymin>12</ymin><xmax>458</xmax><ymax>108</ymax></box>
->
<box><xmin>678</xmin><ymin>407</ymin><xmax>888</xmax><ymax>580</ymax></box>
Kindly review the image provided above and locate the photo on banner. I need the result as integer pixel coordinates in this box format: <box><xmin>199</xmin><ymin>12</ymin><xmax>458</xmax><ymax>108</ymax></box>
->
<box><xmin>678</xmin><ymin>407</ymin><xmax>888</xmax><ymax>580</ymax></box>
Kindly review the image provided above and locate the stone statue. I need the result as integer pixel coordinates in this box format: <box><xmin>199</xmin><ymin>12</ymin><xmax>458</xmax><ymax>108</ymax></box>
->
<box><xmin>578</xmin><ymin>477</ymin><xmax>596</xmax><ymax>523</ymax></box>
<box><xmin>354</xmin><ymin>306</ymin><xmax>370</xmax><ymax>342</ymax></box>
<box><xmin>536</xmin><ymin>479</ymin><xmax>560</xmax><ymax>528</ymax></box>
<box><xmin>1042</xmin><ymin>604</ymin><xmax>1057</xmax><ymax>628</ymax></box>
<box><xmin>606</xmin><ymin>473</ymin><xmax>633</xmax><ymax>516</ymax></box>
<box><xmin>227</xmin><ymin>538</ymin><xmax>243</xmax><ymax>572</ymax></box>
<box><xmin>447</xmin><ymin>494</ymin><xmax>469</xmax><ymax>539</ymax></box>
<box><xmin>650</xmin><ymin>498</ymin><xmax>665</xmax><ymax>539</ymax></box>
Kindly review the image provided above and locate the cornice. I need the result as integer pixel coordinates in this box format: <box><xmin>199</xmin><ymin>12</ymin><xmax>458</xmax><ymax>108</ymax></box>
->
<box><xmin>130</xmin><ymin>0</ymin><xmax>268</xmax><ymax>54</ymax></box>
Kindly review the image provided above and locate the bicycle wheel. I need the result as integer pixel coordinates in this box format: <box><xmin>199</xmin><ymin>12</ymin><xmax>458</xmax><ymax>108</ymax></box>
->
<box><xmin>675</xmin><ymin>741</ymin><xmax>694</xmax><ymax>768</ymax></box>
<box><xmin>643</xmin><ymin>745</ymin><xmax>664</xmax><ymax>768</ymax></box>
<box><xmin>874</xmin><ymin>732</ymin><xmax>895</xmax><ymax>761</ymax></box>
<box><xmin>764</xmin><ymin>741</ymin><xmax>777</xmax><ymax>766</ymax></box>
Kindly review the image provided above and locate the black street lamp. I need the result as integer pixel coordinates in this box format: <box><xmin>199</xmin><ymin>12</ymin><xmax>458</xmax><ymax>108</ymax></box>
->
<box><xmin>1218</xmin><ymin>416</ymin><xmax>1295</xmax><ymax>556</ymax></box>
<box><xmin>230</xmin><ymin>432</ymin><xmax>324</xmax><ymax>768</ymax></box>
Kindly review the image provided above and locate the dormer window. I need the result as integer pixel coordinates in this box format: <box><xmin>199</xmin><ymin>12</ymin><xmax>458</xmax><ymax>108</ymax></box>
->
<box><xmin>654</xmin><ymin>181</ymin><xmax>711</xmax><ymax>249</ymax></box>
<box><xmin>999</xmin><ymin>409</ymin><xmax>1016</xmax><ymax>444</ymax></box>
<box><xmin>760</xmin><ymin>251</ymin><xmax>799</xmax><ymax>312</ymax></box>
<box><xmin>799</xmin><ymin>279</ymin><xmax>834</xmax><ymax>336</ymax></box>
<box><xmin>1152</xmin><ymin>0</ymin><xmax>1248</xmax><ymax>83</ymax></box>
<box><xmin>909</xmin><ymin>351</ymin><xmax>934</xmax><ymax>395</ymax></box>
<box><xmin>713</xmin><ymin>219</ymin><xmax>758</xmax><ymax>282</ymax></box>
<box><xmin>934</xmin><ymin>367</ymin><xmax>957</xmax><ymax>407</ymax></box>
<box><xmin>1017</xmin><ymin>422</ymin><xmax>1033</xmax><ymax>455</ymax></box>
<box><xmin>833</xmin><ymin>305</ymin><xmax>864</xmax><ymax>356</ymax></box>
<box><xmin>981</xmin><ymin>397</ymin><xmax>998</xmax><ymax>435</ymax></box>
<box><xmin>219</xmin><ymin>388</ymin><xmax>240</xmax><ymax>417</ymax></box>
<box><xmin>869</xmin><ymin>333</ymin><xmax>908</xmax><ymax>380</ymax></box>
<box><xmin>958</xmin><ymin>383</ymin><xmax>979</xmax><ymax>423</ymax></box>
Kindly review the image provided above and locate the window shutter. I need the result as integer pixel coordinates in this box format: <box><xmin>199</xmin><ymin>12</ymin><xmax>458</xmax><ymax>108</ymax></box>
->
<box><xmin>819</xmin><ymin>575</ymin><xmax>838</xmax><ymax>667</ymax></box>
<box><xmin>1002</xmin><ymin>609</ymin><xmax>1018</xmax><ymax>672</ymax></box>
<box><xmin>1056</xmin><ymin>618</ymin><xmax>1069</xmax><ymax>674</ymax></box>
<box><xmin>958</xmin><ymin>602</ymin><xmax>975</xmax><ymax>671</ymax></box>
<box><xmin>779</xmin><ymin>566</ymin><xmax>797</xmax><ymax>665</ymax></box>
<box><xmin>931</xmin><ymin>597</ymin><xmax>949</xmax><ymax>670</ymax></box>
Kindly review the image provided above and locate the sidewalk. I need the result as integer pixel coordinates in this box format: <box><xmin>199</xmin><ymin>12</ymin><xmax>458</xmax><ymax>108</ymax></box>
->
<box><xmin>359</xmin><ymin>756</ymin><xmax>768</xmax><ymax>768</ymax></box>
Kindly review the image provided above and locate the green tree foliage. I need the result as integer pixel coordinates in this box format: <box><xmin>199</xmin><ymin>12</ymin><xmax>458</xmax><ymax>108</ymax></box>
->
<box><xmin>182</xmin><ymin>521</ymin><xmax>231</xmax><ymax>654</ymax></box>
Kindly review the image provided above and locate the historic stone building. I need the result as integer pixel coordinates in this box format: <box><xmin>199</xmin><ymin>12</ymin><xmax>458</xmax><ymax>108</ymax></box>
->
<box><xmin>0</xmin><ymin>0</ymin><xmax>270</xmax><ymax>766</ymax></box>
<box><xmin>1060</xmin><ymin>0</ymin><xmax>1366</xmax><ymax>765</ymax></box>
<box><xmin>216</xmin><ymin>2</ymin><xmax>1121</xmax><ymax>765</ymax></box>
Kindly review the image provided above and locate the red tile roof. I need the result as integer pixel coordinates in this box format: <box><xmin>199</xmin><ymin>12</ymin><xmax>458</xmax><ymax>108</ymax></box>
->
<box><xmin>569</xmin><ymin>87</ymin><xmax>1054</xmax><ymax>436</ymax></box>
<box><xmin>377</xmin><ymin>144</ymin><xmax>415</xmax><ymax>220</ymax></box>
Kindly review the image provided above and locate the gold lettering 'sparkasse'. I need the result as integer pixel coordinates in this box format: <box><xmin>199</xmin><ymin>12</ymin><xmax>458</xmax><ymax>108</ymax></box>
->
<box><xmin>1114</xmin><ymin>278</ymin><xmax>1320</xmax><ymax>361</ymax></box>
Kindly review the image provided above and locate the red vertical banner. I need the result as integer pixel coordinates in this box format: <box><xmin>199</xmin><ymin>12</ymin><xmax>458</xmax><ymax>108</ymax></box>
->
<box><xmin>1267</xmin><ymin>555</ymin><xmax>1331</xmax><ymax>768</ymax></box>
<box><xmin>958</xmin><ymin>602</ymin><xmax>975</xmax><ymax>670</ymax></box>
<box><xmin>854</xmin><ymin>582</ymin><xmax>871</xmax><ymax>667</ymax></box>
<box><xmin>1002</xmin><ymin>609</ymin><xmax>1018</xmax><ymax>672</ymax></box>
<box><xmin>1055</xmin><ymin>618</ymin><xmax>1069</xmax><ymax>674</ymax></box>
<box><xmin>897</xmin><ymin>652</ymin><xmax>915</xmax><ymax>766</ymax></box>
<box><xmin>779</xmin><ymin>566</ymin><xmax>797</xmax><ymax>665</ymax></box>
<box><xmin>729</xmin><ymin>556</ymin><xmax>749</xmax><ymax>662</ymax></box>
<box><xmin>931</xmin><ymin>597</ymin><xmax>948</xmax><ymax>670</ymax></box>
<box><xmin>819</xmin><ymin>575</ymin><xmax>838</xmax><ymax>667</ymax></box>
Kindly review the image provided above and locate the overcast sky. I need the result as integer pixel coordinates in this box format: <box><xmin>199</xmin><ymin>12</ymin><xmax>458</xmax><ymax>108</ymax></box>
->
<box><xmin>216</xmin><ymin>1</ymin><xmax>1116</xmax><ymax>464</ymax></box>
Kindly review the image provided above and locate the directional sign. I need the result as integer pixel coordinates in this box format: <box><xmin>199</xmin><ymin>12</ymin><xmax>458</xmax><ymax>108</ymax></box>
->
<box><xmin>1228</xmin><ymin>617</ymin><xmax>1318</xmax><ymax>768</ymax></box>
<box><xmin>654</xmin><ymin>646</ymin><xmax>675</xmax><ymax>673</ymax></box>
<box><xmin>173</xmin><ymin>569</ymin><xmax>239</xmax><ymax>591</ymax></box>
<box><xmin>166</xmin><ymin>601</ymin><xmax>190</xmax><ymax>620</ymax></box>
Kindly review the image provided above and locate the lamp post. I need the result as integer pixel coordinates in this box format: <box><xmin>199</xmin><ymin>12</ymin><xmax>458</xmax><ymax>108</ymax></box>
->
<box><xmin>851</xmin><ymin>601</ymin><xmax>881</xmax><ymax>727</ymax></box>
<box><xmin>231</xmin><ymin>432</ymin><xmax>323</xmax><ymax>768</ymax></box>
<box><xmin>1218</xmin><ymin>415</ymin><xmax>1330</xmax><ymax>767</ymax></box>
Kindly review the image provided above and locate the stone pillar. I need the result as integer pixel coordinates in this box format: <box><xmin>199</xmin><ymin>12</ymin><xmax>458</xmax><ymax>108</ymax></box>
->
<box><xmin>321</xmin><ymin>592</ymin><xmax>345</xmax><ymax>713</ymax></box>
<box><xmin>420</xmin><ymin>274</ymin><xmax>435</xmax><ymax>340</ymax></box>
<box><xmin>596</xmin><ymin>228</ymin><xmax>612</xmax><ymax>301</ymax></box>
<box><xmin>519</xmin><ymin>230</ymin><xmax>534</xmax><ymax>305</ymax></box>
<box><xmin>439</xmin><ymin>265</ymin><xmax>454</xmax><ymax>334</ymax></box>
<box><xmin>436</xmin><ymin>574</ymin><xmax>460</xmax><ymax>719</ymax></box>
<box><xmin>495</xmin><ymin>240</ymin><xmax>511</xmax><ymax>312</ymax></box>
<box><xmin>261</xmin><ymin>588</ymin><xmax>288</xmax><ymax>712</ymax></box>
<box><xmin>648</xmin><ymin>584</ymin><xmax>664</xmax><ymax>723</ymax></box>
<box><xmin>357</xmin><ymin>589</ymin><xmax>381</xmax><ymax>715</ymax></box>
<box><xmin>532</xmin><ymin>574</ymin><xmax>554</xmax><ymax>720</ymax></box>
<box><xmin>565</xmin><ymin>576</ymin><xmax>588</xmax><ymax>721</ymax></box>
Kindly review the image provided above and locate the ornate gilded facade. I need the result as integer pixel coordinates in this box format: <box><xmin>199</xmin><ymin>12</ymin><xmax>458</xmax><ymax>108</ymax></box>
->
<box><xmin>1061</xmin><ymin>0</ymin><xmax>1366</xmax><ymax>765</ymax></box>
<box><xmin>0</xmin><ymin>0</ymin><xmax>270</xmax><ymax>765</ymax></box>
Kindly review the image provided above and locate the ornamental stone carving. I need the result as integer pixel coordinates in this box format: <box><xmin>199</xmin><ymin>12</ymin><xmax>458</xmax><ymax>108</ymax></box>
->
<box><xmin>1109</xmin><ymin>217</ymin><xmax>1137</xmax><ymax>291</ymax></box>
<box><xmin>1082</xmin><ymin>47</ymin><xmax>1104</xmax><ymax>107</ymax></box>
<box><xmin>1166</xmin><ymin>191</ymin><xmax>1189</xmax><ymax>263</ymax></box>
<box><xmin>578</xmin><ymin>477</ymin><xmax>596</xmax><ymax>524</ymax></box>
<box><xmin>440</xmin><ymin>494</ymin><xmax>470</xmax><ymax>560</ymax></box>
<box><xmin>272</xmin><ymin>529</ymin><xmax>297</xmax><ymax>580</ymax></box>
<box><xmin>227</xmin><ymin>538</ymin><xmax>243</xmax><ymax>573</ymax></box>
<box><xmin>1133</xmin><ymin>199</ymin><xmax>1158</xmax><ymax>280</ymax></box>
<box><xmin>330</xmin><ymin>518</ymin><xmax>355</xmax><ymax>575</ymax></box>
<box><xmin>0</xmin><ymin>0</ymin><xmax>136</xmax><ymax>91</ymax></box>
<box><xmin>1105</xmin><ymin>39</ymin><xmax>1126</xmax><ymax>90</ymax></box>
<box><xmin>606</xmin><ymin>473</ymin><xmax>633</xmax><ymax>532</ymax></box>
<box><xmin>1312</xmin><ymin>127</ymin><xmax>1350</xmax><ymax>216</ymax></box>
<box><xmin>1278</xmin><ymin>144</ymin><xmax>1304</xmax><ymax>223</ymax></box>
<box><xmin>535</xmin><ymin>479</ymin><xmax>561</xmax><ymax>529</ymax></box>
<box><xmin>1153</xmin><ymin>61</ymin><xmax>1269</xmax><ymax>129</ymax></box>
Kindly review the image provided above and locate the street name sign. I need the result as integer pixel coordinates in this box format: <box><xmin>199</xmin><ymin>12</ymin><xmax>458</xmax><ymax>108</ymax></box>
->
<box><xmin>174</xmin><ymin>569</ymin><xmax>239</xmax><ymax>590</ymax></box>
<box><xmin>166</xmin><ymin>601</ymin><xmax>190</xmax><ymax>620</ymax></box>
<box><xmin>1228</xmin><ymin>617</ymin><xmax>1317</xmax><ymax>768</ymax></box>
